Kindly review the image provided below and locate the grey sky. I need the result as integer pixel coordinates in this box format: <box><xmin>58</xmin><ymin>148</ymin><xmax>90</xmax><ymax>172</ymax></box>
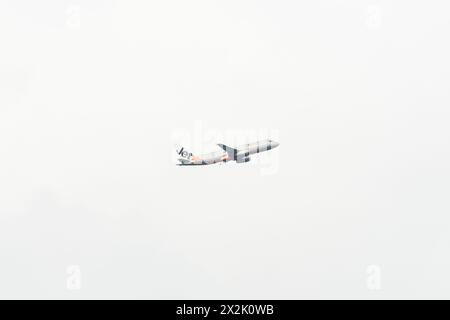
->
<box><xmin>1</xmin><ymin>1</ymin><xmax>450</xmax><ymax>298</ymax></box>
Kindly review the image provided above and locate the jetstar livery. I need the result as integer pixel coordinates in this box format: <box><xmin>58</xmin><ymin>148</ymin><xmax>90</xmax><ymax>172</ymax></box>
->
<box><xmin>176</xmin><ymin>139</ymin><xmax>279</xmax><ymax>166</ymax></box>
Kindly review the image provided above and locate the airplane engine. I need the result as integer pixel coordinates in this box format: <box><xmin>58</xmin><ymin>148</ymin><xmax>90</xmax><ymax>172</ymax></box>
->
<box><xmin>238</xmin><ymin>152</ymin><xmax>250</xmax><ymax>157</ymax></box>
<box><xmin>236</xmin><ymin>156</ymin><xmax>251</xmax><ymax>163</ymax></box>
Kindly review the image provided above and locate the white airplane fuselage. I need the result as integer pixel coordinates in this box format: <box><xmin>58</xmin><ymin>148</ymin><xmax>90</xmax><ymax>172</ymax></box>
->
<box><xmin>176</xmin><ymin>140</ymin><xmax>279</xmax><ymax>166</ymax></box>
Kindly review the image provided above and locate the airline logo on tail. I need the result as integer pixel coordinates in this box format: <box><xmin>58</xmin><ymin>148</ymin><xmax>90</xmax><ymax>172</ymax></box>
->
<box><xmin>176</xmin><ymin>147</ymin><xmax>193</xmax><ymax>160</ymax></box>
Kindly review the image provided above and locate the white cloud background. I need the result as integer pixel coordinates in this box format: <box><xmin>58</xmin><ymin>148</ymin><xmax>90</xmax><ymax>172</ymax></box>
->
<box><xmin>1</xmin><ymin>0</ymin><xmax>450</xmax><ymax>298</ymax></box>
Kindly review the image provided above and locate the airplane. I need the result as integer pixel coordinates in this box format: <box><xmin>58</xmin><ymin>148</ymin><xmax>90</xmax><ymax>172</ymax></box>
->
<box><xmin>176</xmin><ymin>139</ymin><xmax>279</xmax><ymax>166</ymax></box>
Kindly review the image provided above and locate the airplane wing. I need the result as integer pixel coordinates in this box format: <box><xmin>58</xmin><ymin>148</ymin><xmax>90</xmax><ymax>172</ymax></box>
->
<box><xmin>217</xmin><ymin>144</ymin><xmax>238</xmax><ymax>160</ymax></box>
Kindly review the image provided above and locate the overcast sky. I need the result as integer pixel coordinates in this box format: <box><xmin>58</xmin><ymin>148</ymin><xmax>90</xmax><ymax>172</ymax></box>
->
<box><xmin>1</xmin><ymin>1</ymin><xmax>450</xmax><ymax>298</ymax></box>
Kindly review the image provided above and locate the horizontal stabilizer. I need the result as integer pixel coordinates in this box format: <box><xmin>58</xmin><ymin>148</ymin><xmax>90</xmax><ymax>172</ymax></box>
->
<box><xmin>177</xmin><ymin>158</ymin><xmax>192</xmax><ymax>165</ymax></box>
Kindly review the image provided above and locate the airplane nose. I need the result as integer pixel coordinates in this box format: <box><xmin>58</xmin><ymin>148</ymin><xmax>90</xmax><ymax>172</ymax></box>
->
<box><xmin>272</xmin><ymin>141</ymin><xmax>280</xmax><ymax>148</ymax></box>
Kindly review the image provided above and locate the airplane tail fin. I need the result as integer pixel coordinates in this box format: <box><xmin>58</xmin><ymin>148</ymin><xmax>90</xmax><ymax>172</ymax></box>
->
<box><xmin>175</xmin><ymin>146</ymin><xmax>197</xmax><ymax>165</ymax></box>
<box><xmin>175</xmin><ymin>147</ymin><xmax>193</xmax><ymax>159</ymax></box>
<box><xmin>217</xmin><ymin>144</ymin><xmax>237</xmax><ymax>160</ymax></box>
